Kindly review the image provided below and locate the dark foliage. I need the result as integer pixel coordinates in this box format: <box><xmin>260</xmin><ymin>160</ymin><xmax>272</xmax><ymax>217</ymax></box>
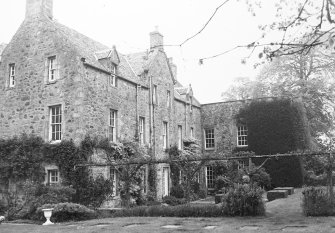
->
<box><xmin>236</xmin><ymin>99</ymin><xmax>311</xmax><ymax>187</ymax></box>
<box><xmin>170</xmin><ymin>184</ymin><xmax>185</xmax><ymax>198</ymax></box>
<box><xmin>222</xmin><ymin>184</ymin><xmax>265</xmax><ymax>216</ymax></box>
<box><xmin>36</xmin><ymin>203</ymin><xmax>96</xmax><ymax>222</ymax></box>
<box><xmin>162</xmin><ymin>196</ymin><xmax>187</xmax><ymax>206</ymax></box>
<box><xmin>113</xmin><ymin>204</ymin><xmax>222</xmax><ymax>217</ymax></box>
<box><xmin>302</xmin><ymin>186</ymin><xmax>335</xmax><ymax>216</ymax></box>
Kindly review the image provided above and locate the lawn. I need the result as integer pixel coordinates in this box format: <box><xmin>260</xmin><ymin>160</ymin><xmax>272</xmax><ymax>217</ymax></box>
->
<box><xmin>2</xmin><ymin>189</ymin><xmax>335</xmax><ymax>233</ymax></box>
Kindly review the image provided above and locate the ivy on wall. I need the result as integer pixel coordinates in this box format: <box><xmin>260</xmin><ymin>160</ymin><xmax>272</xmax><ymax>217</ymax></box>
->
<box><xmin>0</xmin><ymin>135</ymin><xmax>120</xmax><ymax>205</ymax></box>
<box><xmin>235</xmin><ymin>98</ymin><xmax>312</xmax><ymax>187</ymax></box>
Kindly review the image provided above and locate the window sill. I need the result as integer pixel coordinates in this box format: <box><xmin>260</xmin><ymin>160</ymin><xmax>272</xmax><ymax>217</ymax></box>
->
<box><xmin>236</xmin><ymin>145</ymin><xmax>248</xmax><ymax>148</ymax></box>
<box><xmin>49</xmin><ymin>140</ymin><xmax>62</xmax><ymax>144</ymax></box>
<box><xmin>46</xmin><ymin>80</ymin><xmax>58</xmax><ymax>85</ymax></box>
<box><xmin>205</xmin><ymin>148</ymin><xmax>215</xmax><ymax>151</ymax></box>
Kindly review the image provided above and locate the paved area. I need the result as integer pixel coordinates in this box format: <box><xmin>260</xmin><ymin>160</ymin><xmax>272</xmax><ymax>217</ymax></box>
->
<box><xmin>2</xmin><ymin>189</ymin><xmax>335</xmax><ymax>232</ymax></box>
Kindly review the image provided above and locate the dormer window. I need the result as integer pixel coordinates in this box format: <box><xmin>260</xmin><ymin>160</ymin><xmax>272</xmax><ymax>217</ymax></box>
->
<box><xmin>48</xmin><ymin>56</ymin><xmax>58</xmax><ymax>82</ymax></box>
<box><xmin>9</xmin><ymin>64</ymin><xmax>15</xmax><ymax>87</ymax></box>
<box><xmin>110</xmin><ymin>64</ymin><xmax>117</xmax><ymax>87</ymax></box>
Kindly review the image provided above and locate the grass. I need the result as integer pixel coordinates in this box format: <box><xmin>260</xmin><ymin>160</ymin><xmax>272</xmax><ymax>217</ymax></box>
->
<box><xmin>2</xmin><ymin>189</ymin><xmax>335</xmax><ymax>232</ymax></box>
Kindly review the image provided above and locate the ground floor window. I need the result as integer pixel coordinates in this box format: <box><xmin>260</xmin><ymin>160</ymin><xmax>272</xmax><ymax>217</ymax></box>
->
<box><xmin>162</xmin><ymin>167</ymin><xmax>170</xmax><ymax>197</ymax></box>
<box><xmin>47</xmin><ymin>169</ymin><xmax>59</xmax><ymax>185</ymax></box>
<box><xmin>110</xmin><ymin>167</ymin><xmax>118</xmax><ymax>196</ymax></box>
<box><xmin>205</xmin><ymin>166</ymin><xmax>214</xmax><ymax>189</ymax></box>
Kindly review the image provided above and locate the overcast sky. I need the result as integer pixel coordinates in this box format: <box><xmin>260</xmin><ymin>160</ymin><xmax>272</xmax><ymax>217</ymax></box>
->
<box><xmin>0</xmin><ymin>0</ymin><xmax>278</xmax><ymax>104</ymax></box>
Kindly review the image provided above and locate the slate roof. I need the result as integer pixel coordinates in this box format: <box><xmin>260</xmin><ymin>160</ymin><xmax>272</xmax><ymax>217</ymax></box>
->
<box><xmin>42</xmin><ymin>17</ymin><xmax>200</xmax><ymax>104</ymax></box>
<box><xmin>0</xmin><ymin>43</ymin><xmax>7</xmax><ymax>62</ymax></box>
<box><xmin>50</xmin><ymin>20</ymin><xmax>146</xmax><ymax>86</ymax></box>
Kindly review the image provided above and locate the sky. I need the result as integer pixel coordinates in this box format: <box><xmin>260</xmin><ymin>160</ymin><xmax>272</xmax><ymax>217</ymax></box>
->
<box><xmin>0</xmin><ymin>0</ymin><xmax>279</xmax><ymax>104</ymax></box>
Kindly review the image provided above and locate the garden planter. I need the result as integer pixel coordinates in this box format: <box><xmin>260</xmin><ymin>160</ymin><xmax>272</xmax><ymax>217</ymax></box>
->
<box><xmin>42</xmin><ymin>208</ymin><xmax>54</xmax><ymax>225</ymax></box>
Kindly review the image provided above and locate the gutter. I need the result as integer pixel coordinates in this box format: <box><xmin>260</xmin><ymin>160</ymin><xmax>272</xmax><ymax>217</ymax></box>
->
<box><xmin>81</xmin><ymin>58</ymin><xmax>149</xmax><ymax>89</ymax></box>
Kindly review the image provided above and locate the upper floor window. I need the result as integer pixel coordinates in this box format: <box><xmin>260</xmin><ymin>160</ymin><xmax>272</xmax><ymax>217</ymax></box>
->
<box><xmin>49</xmin><ymin>105</ymin><xmax>62</xmax><ymax>142</ymax></box>
<box><xmin>163</xmin><ymin>121</ymin><xmax>168</xmax><ymax>149</ymax></box>
<box><xmin>109</xmin><ymin>109</ymin><xmax>117</xmax><ymax>142</ymax></box>
<box><xmin>178</xmin><ymin>125</ymin><xmax>183</xmax><ymax>150</ymax></box>
<box><xmin>153</xmin><ymin>85</ymin><xmax>158</xmax><ymax>105</ymax></box>
<box><xmin>204</xmin><ymin>128</ymin><xmax>215</xmax><ymax>149</ymax></box>
<box><xmin>167</xmin><ymin>90</ymin><xmax>171</xmax><ymax>108</ymax></box>
<box><xmin>110</xmin><ymin>64</ymin><xmax>117</xmax><ymax>87</ymax></box>
<box><xmin>47</xmin><ymin>169</ymin><xmax>59</xmax><ymax>184</ymax></box>
<box><xmin>139</xmin><ymin>117</ymin><xmax>145</xmax><ymax>144</ymax></box>
<box><xmin>9</xmin><ymin>64</ymin><xmax>15</xmax><ymax>87</ymax></box>
<box><xmin>48</xmin><ymin>56</ymin><xmax>58</xmax><ymax>82</ymax></box>
<box><xmin>237</xmin><ymin>125</ymin><xmax>248</xmax><ymax>147</ymax></box>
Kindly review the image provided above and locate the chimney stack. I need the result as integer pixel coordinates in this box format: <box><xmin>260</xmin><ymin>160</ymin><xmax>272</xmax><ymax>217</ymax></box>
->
<box><xmin>26</xmin><ymin>0</ymin><xmax>53</xmax><ymax>19</ymax></box>
<box><xmin>150</xmin><ymin>26</ymin><xmax>164</xmax><ymax>51</ymax></box>
<box><xmin>168</xmin><ymin>57</ymin><xmax>177</xmax><ymax>80</ymax></box>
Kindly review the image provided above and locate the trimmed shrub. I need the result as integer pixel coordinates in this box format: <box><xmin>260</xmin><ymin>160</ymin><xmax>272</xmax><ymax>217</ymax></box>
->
<box><xmin>302</xmin><ymin>186</ymin><xmax>335</xmax><ymax>216</ymax></box>
<box><xmin>162</xmin><ymin>196</ymin><xmax>187</xmax><ymax>206</ymax></box>
<box><xmin>222</xmin><ymin>184</ymin><xmax>265</xmax><ymax>216</ymax></box>
<box><xmin>37</xmin><ymin>203</ymin><xmax>96</xmax><ymax>222</ymax></box>
<box><xmin>170</xmin><ymin>184</ymin><xmax>184</xmax><ymax>198</ymax></box>
<box><xmin>113</xmin><ymin>204</ymin><xmax>222</xmax><ymax>217</ymax></box>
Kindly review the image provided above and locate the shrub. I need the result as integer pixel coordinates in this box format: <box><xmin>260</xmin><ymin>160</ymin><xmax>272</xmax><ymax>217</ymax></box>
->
<box><xmin>222</xmin><ymin>184</ymin><xmax>265</xmax><ymax>216</ymax></box>
<box><xmin>302</xmin><ymin>186</ymin><xmax>335</xmax><ymax>216</ymax></box>
<box><xmin>37</xmin><ymin>203</ymin><xmax>96</xmax><ymax>222</ymax></box>
<box><xmin>0</xmin><ymin>199</ymin><xmax>6</xmax><ymax>215</ymax></box>
<box><xmin>14</xmin><ymin>184</ymin><xmax>76</xmax><ymax>220</ymax></box>
<box><xmin>250</xmin><ymin>168</ymin><xmax>271</xmax><ymax>190</ymax></box>
<box><xmin>113</xmin><ymin>204</ymin><xmax>222</xmax><ymax>217</ymax></box>
<box><xmin>214</xmin><ymin>176</ymin><xmax>231</xmax><ymax>192</ymax></box>
<box><xmin>170</xmin><ymin>184</ymin><xmax>184</xmax><ymax>198</ymax></box>
<box><xmin>162</xmin><ymin>196</ymin><xmax>187</xmax><ymax>206</ymax></box>
<box><xmin>75</xmin><ymin>175</ymin><xmax>113</xmax><ymax>209</ymax></box>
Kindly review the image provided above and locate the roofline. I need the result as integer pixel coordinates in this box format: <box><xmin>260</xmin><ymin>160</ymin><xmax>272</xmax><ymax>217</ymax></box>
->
<box><xmin>82</xmin><ymin>61</ymin><xmax>149</xmax><ymax>89</ymax></box>
<box><xmin>174</xmin><ymin>97</ymin><xmax>201</xmax><ymax>109</ymax></box>
<box><xmin>201</xmin><ymin>96</ymin><xmax>297</xmax><ymax>107</ymax></box>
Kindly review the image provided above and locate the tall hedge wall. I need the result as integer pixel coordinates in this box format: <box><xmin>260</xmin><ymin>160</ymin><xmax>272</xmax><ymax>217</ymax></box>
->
<box><xmin>236</xmin><ymin>98</ymin><xmax>312</xmax><ymax>187</ymax></box>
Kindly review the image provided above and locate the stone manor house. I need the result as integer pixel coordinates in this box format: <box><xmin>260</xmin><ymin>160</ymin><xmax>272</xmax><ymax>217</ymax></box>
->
<box><xmin>1</xmin><ymin>0</ymin><xmax>256</xmax><ymax>199</ymax></box>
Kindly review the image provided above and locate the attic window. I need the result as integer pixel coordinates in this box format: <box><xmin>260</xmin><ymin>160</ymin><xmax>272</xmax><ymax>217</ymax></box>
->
<box><xmin>48</xmin><ymin>56</ymin><xmax>58</xmax><ymax>82</ymax></box>
<box><xmin>9</xmin><ymin>64</ymin><xmax>15</xmax><ymax>87</ymax></box>
<box><xmin>110</xmin><ymin>64</ymin><xmax>117</xmax><ymax>87</ymax></box>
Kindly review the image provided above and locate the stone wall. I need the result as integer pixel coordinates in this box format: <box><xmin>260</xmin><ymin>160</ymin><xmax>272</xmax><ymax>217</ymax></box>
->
<box><xmin>0</xmin><ymin>16</ymin><xmax>84</xmax><ymax>144</ymax></box>
<box><xmin>201</xmin><ymin>100</ymin><xmax>248</xmax><ymax>157</ymax></box>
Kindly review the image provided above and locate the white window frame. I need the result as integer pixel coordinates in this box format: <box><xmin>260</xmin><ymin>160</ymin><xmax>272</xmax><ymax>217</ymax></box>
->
<box><xmin>48</xmin><ymin>56</ymin><xmax>58</xmax><ymax>82</ymax></box>
<box><xmin>237</xmin><ymin>125</ymin><xmax>248</xmax><ymax>147</ymax></box>
<box><xmin>178</xmin><ymin>125</ymin><xmax>183</xmax><ymax>150</ymax></box>
<box><xmin>9</xmin><ymin>64</ymin><xmax>15</xmax><ymax>87</ymax></box>
<box><xmin>238</xmin><ymin>160</ymin><xmax>246</xmax><ymax>170</ymax></box>
<box><xmin>110</xmin><ymin>64</ymin><xmax>116</xmax><ymax>87</ymax></box>
<box><xmin>205</xmin><ymin>166</ymin><xmax>214</xmax><ymax>189</ymax></box>
<box><xmin>163</xmin><ymin>121</ymin><xmax>168</xmax><ymax>149</ymax></box>
<box><xmin>110</xmin><ymin>167</ymin><xmax>117</xmax><ymax>196</ymax></box>
<box><xmin>139</xmin><ymin>117</ymin><xmax>145</xmax><ymax>144</ymax></box>
<box><xmin>204</xmin><ymin>128</ymin><xmax>215</xmax><ymax>149</ymax></box>
<box><xmin>48</xmin><ymin>169</ymin><xmax>59</xmax><ymax>184</ymax></box>
<box><xmin>49</xmin><ymin>105</ymin><xmax>62</xmax><ymax>142</ymax></box>
<box><xmin>109</xmin><ymin>109</ymin><xmax>117</xmax><ymax>142</ymax></box>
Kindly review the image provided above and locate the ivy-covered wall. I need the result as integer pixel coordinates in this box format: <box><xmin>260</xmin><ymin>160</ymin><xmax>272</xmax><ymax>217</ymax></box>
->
<box><xmin>236</xmin><ymin>98</ymin><xmax>312</xmax><ymax>187</ymax></box>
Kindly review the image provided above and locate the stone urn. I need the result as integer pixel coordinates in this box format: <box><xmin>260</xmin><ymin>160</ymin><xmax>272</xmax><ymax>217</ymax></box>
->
<box><xmin>42</xmin><ymin>208</ymin><xmax>54</xmax><ymax>225</ymax></box>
